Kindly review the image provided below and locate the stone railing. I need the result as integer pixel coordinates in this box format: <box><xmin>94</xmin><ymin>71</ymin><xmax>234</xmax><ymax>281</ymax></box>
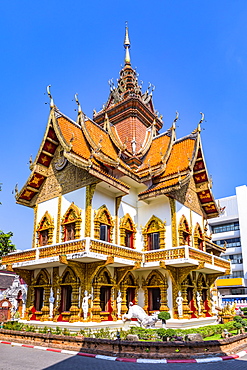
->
<box><xmin>144</xmin><ymin>248</ymin><xmax>185</xmax><ymax>263</ymax></box>
<box><xmin>214</xmin><ymin>256</ymin><xmax>231</xmax><ymax>269</ymax></box>
<box><xmin>1</xmin><ymin>250</ymin><xmax>36</xmax><ymax>265</ymax></box>
<box><xmin>1</xmin><ymin>240</ymin><xmax>230</xmax><ymax>271</ymax></box>
<box><xmin>89</xmin><ymin>239</ymin><xmax>143</xmax><ymax>262</ymax></box>
<box><xmin>39</xmin><ymin>240</ymin><xmax>86</xmax><ymax>259</ymax></box>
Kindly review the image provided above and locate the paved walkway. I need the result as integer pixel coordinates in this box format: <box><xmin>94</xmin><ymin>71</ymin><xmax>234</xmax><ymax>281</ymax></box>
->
<box><xmin>1</xmin><ymin>339</ymin><xmax>247</xmax><ymax>363</ymax></box>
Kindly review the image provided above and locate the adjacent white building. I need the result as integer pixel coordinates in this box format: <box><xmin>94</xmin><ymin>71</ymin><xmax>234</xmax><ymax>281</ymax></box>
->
<box><xmin>209</xmin><ymin>185</ymin><xmax>247</xmax><ymax>306</ymax></box>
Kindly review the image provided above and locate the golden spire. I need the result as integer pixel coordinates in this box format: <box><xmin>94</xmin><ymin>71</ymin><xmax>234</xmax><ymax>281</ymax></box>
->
<box><xmin>124</xmin><ymin>21</ymin><xmax>131</xmax><ymax>65</ymax></box>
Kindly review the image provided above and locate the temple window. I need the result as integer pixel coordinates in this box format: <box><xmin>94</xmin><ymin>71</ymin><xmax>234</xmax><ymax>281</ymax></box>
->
<box><xmin>61</xmin><ymin>203</ymin><xmax>82</xmax><ymax>242</ymax></box>
<box><xmin>142</xmin><ymin>215</ymin><xmax>165</xmax><ymax>251</ymax></box>
<box><xmin>36</xmin><ymin>211</ymin><xmax>54</xmax><ymax>247</ymax></box>
<box><xmin>94</xmin><ymin>205</ymin><xmax>114</xmax><ymax>243</ymax></box>
<box><xmin>178</xmin><ymin>216</ymin><xmax>191</xmax><ymax>246</ymax></box>
<box><xmin>119</xmin><ymin>213</ymin><xmax>136</xmax><ymax>249</ymax></box>
<box><xmin>65</xmin><ymin>223</ymin><xmax>75</xmax><ymax>241</ymax></box>
<box><xmin>100</xmin><ymin>224</ymin><xmax>110</xmax><ymax>242</ymax></box>
<box><xmin>194</xmin><ymin>223</ymin><xmax>204</xmax><ymax>250</ymax></box>
<box><xmin>39</xmin><ymin>229</ymin><xmax>48</xmax><ymax>246</ymax></box>
<box><xmin>148</xmin><ymin>232</ymin><xmax>160</xmax><ymax>250</ymax></box>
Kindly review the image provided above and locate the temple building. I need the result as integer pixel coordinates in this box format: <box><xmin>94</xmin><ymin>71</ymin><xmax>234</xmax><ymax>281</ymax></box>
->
<box><xmin>1</xmin><ymin>26</ymin><xmax>230</xmax><ymax>325</ymax></box>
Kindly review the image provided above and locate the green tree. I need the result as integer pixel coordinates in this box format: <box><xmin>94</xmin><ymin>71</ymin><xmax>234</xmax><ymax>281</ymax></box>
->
<box><xmin>0</xmin><ymin>230</ymin><xmax>16</xmax><ymax>257</ymax></box>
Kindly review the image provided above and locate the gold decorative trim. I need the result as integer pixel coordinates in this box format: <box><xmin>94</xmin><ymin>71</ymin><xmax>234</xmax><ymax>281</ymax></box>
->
<box><xmin>119</xmin><ymin>213</ymin><xmax>136</xmax><ymax>248</ymax></box>
<box><xmin>56</xmin><ymin>195</ymin><xmax>62</xmax><ymax>243</ymax></box>
<box><xmin>61</xmin><ymin>202</ymin><xmax>82</xmax><ymax>241</ymax></box>
<box><xmin>32</xmin><ymin>205</ymin><xmax>38</xmax><ymax>248</ymax></box>
<box><xmin>193</xmin><ymin>222</ymin><xmax>204</xmax><ymax>250</ymax></box>
<box><xmin>178</xmin><ymin>215</ymin><xmax>191</xmax><ymax>246</ymax></box>
<box><xmin>115</xmin><ymin>196</ymin><xmax>122</xmax><ymax>244</ymax></box>
<box><xmin>94</xmin><ymin>204</ymin><xmax>114</xmax><ymax>242</ymax></box>
<box><xmin>36</xmin><ymin>211</ymin><xmax>54</xmax><ymax>246</ymax></box>
<box><xmin>143</xmin><ymin>270</ymin><xmax>169</xmax><ymax>313</ymax></box>
<box><xmin>169</xmin><ymin>198</ymin><xmax>177</xmax><ymax>247</ymax></box>
<box><xmin>142</xmin><ymin>215</ymin><xmax>166</xmax><ymax>250</ymax></box>
<box><xmin>85</xmin><ymin>184</ymin><xmax>96</xmax><ymax>237</ymax></box>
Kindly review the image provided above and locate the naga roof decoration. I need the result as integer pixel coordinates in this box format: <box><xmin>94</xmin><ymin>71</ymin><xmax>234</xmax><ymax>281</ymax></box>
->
<box><xmin>15</xmin><ymin>26</ymin><xmax>219</xmax><ymax>219</ymax></box>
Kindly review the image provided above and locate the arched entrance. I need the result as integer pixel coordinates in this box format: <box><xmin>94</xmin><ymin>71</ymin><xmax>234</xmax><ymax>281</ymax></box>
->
<box><xmin>143</xmin><ymin>270</ymin><xmax>169</xmax><ymax>314</ymax></box>
<box><xmin>92</xmin><ymin>267</ymin><xmax>115</xmax><ymax>322</ymax></box>
<box><xmin>30</xmin><ymin>269</ymin><xmax>50</xmax><ymax>321</ymax></box>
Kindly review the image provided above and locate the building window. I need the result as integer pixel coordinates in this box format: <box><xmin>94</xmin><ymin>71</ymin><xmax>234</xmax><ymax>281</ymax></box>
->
<box><xmin>142</xmin><ymin>215</ymin><xmax>165</xmax><ymax>251</ymax></box>
<box><xmin>194</xmin><ymin>223</ymin><xmax>204</xmax><ymax>250</ymax></box>
<box><xmin>219</xmin><ymin>270</ymin><xmax>244</xmax><ymax>279</ymax></box>
<box><xmin>148</xmin><ymin>232</ymin><xmax>160</xmax><ymax>250</ymax></box>
<box><xmin>61</xmin><ymin>203</ymin><xmax>82</xmax><ymax>242</ymax></box>
<box><xmin>100</xmin><ymin>224</ymin><xmax>110</xmax><ymax>242</ymax></box>
<box><xmin>94</xmin><ymin>205</ymin><xmax>114</xmax><ymax>243</ymax></box>
<box><xmin>39</xmin><ymin>229</ymin><xmax>48</xmax><ymax>246</ymax></box>
<box><xmin>214</xmin><ymin>238</ymin><xmax>241</xmax><ymax>248</ymax></box>
<box><xmin>36</xmin><ymin>211</ymin><xmax>54</xmax><ymax>247</ymax></box>
<box><xmin>222</xmin><ymin>254</ymin><xmax>243</xmax><ymax>264</ymax></box>
<box><xmin>125</xmin><ymin>231</ymin><xmax>134</xmax><ymax>248</ymax></box>
<box><xmin>119</xmin><ymin>213</ymin><xmax>136</xmax><ymax>249</ymax></box>
<box><xmin>64</xmin><ymin>223</ymin><xmax>75</xmax><ymax>241</ymax></box>
<box><xmin>212</xmin><ymin>222</ymin><xmax>239</xmax><ymax>234</ymax></box>
<box><xmin>178</xmin><ymin>216</ymin><xmax>191</xmax><ymax>246</ymax></box>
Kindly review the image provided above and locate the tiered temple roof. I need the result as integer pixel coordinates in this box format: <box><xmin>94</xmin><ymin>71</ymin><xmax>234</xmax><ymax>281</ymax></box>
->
<box><xmin>16</xmin><ymin>25</ymin><xmax>219</xmax><ymax>219</ymax></box>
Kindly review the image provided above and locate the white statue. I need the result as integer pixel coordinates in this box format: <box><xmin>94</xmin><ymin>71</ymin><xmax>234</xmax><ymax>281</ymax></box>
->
<box><xmin>176</xmin><ymin>291</ymin><xmax>183</xmax><ymax>317</ymax></box>
<box><xmin>122</xmin><ymin>302</ymin><xmax>159</xmax><ymax>328</ymax></box>
<box><xmin>82</xmin><ymin>290</ymin><xmax>92</xmax><ymax>320</ymax></box>
<box><xmin>217</xmin><ymin>291</ymin><xmax>223</xmax><ymax>309</ymax></box>
<box><xmin>196</xmin><ymin>291</ymin><xmax>202</xmax><ymax>315</ymax></box>
<box><xmin>49</xmin><ymin>288</ymin><xmax>55</xmax><ymax>318</ymax></box>
<box><xmin>210</xmin><ymin>291</ymin><xmax>217</xmax><ymax>314</ymax></box>
<box><xmin>116</xmin><ymin>291</ymin><xmax>122</xmax><ymax>318</ymax></box>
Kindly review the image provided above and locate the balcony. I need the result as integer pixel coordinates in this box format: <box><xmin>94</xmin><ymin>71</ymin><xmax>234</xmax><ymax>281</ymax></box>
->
<box><xmin>1</xmin><ymin>239</ymin><xmax>230</xmax><ymax>274</ymax></box>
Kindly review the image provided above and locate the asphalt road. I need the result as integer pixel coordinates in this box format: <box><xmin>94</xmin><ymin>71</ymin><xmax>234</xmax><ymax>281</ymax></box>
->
<box><xmin>2</xmin><ymin>345</ymin><xmax>247</xmax><ymax>370</ymax></box>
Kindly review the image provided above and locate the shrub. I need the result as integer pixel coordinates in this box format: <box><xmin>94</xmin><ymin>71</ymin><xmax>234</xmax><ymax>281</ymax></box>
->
<box><xmin>62</xmin><ymin>328</ymin><xmax>70</xmax><ymax>336</ymax></box>
<box><xmin>158</xmin><ymin>312</ymin><xmax>171</xmax><ymax>321</ymax></box>
<box><xmin>55</xmin><ymin>326</ymin><xmax>62</xmax><ymax>335</ymax></box>
<box><xmin>233</xmin><ymin>315</ymin><xmax>243</xmax><ymax>323</ymax></box>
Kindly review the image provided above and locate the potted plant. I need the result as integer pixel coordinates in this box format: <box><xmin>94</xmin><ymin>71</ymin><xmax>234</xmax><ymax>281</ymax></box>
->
<box><xmin>158</xmin><ymin>311</ymin><xmax>171</xmax><ymax>327</ymax></box>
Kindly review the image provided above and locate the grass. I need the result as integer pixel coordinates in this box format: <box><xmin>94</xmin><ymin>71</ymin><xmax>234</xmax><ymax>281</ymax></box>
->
<box><xmin>204</xmin><ymin>330</ymin><xmax>238</xmax><ymax>341</ymax></box>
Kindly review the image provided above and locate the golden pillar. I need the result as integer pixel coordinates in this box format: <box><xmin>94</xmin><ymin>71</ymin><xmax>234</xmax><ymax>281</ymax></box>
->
<box><xmin>85</xmin><ymin>184</ymin><xmax>96</xmax><ymax>237</ymax></box>
<box><xmin>169</xmin><ymin>197</ymin><xmax>177</xmax><ymax>247</ymax></box>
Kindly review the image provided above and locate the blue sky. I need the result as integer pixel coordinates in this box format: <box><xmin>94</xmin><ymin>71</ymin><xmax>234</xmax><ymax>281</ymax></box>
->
<box><xmin>0</xmin><ymin>1</ymin><xmax>247</xmax><ymax>250</ymax></box>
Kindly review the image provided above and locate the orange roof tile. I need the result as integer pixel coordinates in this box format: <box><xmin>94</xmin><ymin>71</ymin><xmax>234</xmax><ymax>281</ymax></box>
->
<box><xmin>139</xmin><ymin>175</ymin><xmax>187</xmax><ymax>195</ymax></box>
<box><xmin>84</xmin><ymin>120</ymin><xmax>118</xmax><ymax>161</ymax></box>
<box><xmin>160</xmin><ymin>137</ymin><xmax>196</xmax><ymax>178</ymax></box>
<box><xmin>57</xmin><ymin>117</ymin><xmax>91</xmax><ymax>160</ymax></box>
<box><xmin>138</xmin><ymin>133</ymin><xmax>171</xmax><ymax>172</ymax></box>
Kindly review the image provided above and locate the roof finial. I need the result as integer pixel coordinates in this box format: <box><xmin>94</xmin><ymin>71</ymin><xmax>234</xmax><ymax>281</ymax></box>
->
<box><xmin>173</xmin><ymin>111</ymin><xmax>179</xmax><ymax>129</ymax></box>
<box><xmin>198</xmin><ymin>112</ymin><xmax>204</xmax><ymax>132</ymax></box>
<box><xmin>124</xmin><ymin>21</ymin><xmax>131</xmax><ymax>65</ymax></box>
<box><xmin>74</xmin><ymin>93</ymin><xmax>82</xmax><ymax>114</ymax></box>
<box><xmin>46</xmin><ymin>85</ymin><xmax>54</xmax><ymax>109</ymax></box>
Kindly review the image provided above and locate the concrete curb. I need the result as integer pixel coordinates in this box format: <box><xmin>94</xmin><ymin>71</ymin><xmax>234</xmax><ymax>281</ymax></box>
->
<box><xmin>1</xmin><ymin>340</ymin><xmax>247</xmax><ymax>363</ymax></box>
